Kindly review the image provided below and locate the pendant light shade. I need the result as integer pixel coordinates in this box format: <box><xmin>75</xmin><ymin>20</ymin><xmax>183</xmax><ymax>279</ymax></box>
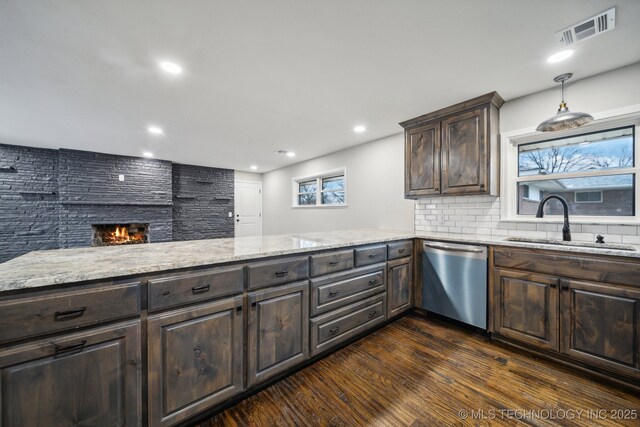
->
<box><xmin>536</xmin><ymin>73</ymin><xmax>594</xmax><ymax>132</ymax></box>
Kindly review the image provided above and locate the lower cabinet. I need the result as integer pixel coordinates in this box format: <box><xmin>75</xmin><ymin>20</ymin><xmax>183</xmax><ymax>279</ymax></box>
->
<box><xmin>387</xmin><ymin>256</ymin><xmax>413</xmax><ymax>318</ymax></box>
<box><xmin>492</xmin><ymin>262</ymin><xmax>640</xmax><ymax>381</ymax></box>
<box><xmin>247</xmin><ymin>280</ymin><xmax>309</xmax><ymax>387</ymax></box>
<box><xmin>0</xmin><ymin>320</ymin><xmax>141</xmax><ymax>427</ymax></box>
<box><xmin>147</xmin><ymin>296</ymin><xmax>244</xmax><ymax>427</ymax></box>
<box><xmin>561</xmin><ymin>279</ymin><xmax>640</xmax><ymax>379</ymax></box>
<box><xmin>492</xmin><ymin>268</ymin><xmax>559</xmax><ymax>351</ymax></box>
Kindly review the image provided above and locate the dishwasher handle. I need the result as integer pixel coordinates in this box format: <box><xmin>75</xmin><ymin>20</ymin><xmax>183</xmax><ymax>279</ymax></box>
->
<box><xmin>423</xmin><ymin>241</ymin><xmax>486</xmax><ymax>254</ymax></box>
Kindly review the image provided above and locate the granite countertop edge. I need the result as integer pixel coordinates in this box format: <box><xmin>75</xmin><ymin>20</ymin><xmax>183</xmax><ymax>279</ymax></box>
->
<box><xmin>1</xmin><ymin>228</ymin><xmax>639</xmax><ymax>293</ymax></box>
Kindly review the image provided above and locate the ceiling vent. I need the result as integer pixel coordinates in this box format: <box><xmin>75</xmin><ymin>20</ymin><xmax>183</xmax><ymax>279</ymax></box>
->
<box><xmin>556</xmin><ymin>7</ymin><xmax>616</xmax><ymax>46</ymax></box>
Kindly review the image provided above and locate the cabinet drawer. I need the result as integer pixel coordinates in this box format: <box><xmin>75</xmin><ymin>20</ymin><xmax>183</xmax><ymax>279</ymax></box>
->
<box><xmin>310</xmin><ymin>264</ymin><xmax>385</xmax><ymax>316</ymax></box>
<box><xmin>310</xmin><ymin>294</ymin><xmax>386</xmax><ymax>356</ymax></box>
<box><xmin>354</xmin><ymin>246</ymin><xmax>386</xmax><ymax>267</ymax></box>
<box><xmin>0</xmin><ymin>282</ymin><xmax>140</xmax><ymax>344</ymax></box>
<box><xmin>387</xmin><ymin>241</ymin><xmax>413</xmax><ymax>260</ymax></box>
<box><xmin>493</xmin><ymin>247</ymin><xmax>640</xmax><ymax>288</ymax></box>
<box><xmin>247</xmin><ymin>256</ymin><xmax>309</xmax><ymax>290</ymax></box>
<box><xmin>148</xmin><ymin>265</ymin><xmax>244</xmax><ymax>312</ymax></box>
<box><xmin>309</xmin><ymin>250</ymin><xmax>354</xmax><ymax>277</ymax></box>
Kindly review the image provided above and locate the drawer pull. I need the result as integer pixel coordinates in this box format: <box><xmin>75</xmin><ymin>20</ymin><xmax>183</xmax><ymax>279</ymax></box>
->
<box><xmin>54</xmin><ymin>307</ymin><xmax>87</xmax><ymax>321</ymax></box>
<box><xmin>329</xmin><ymin>261</ymin><xmax>340</xmax><ymax>266</ymax></box>
<box><xmin>236</xmin><ymin>306</ymin><xmax>243</xmax><ymax>312</ymax></box>
<box><xmin>52</xmin><ymin>339</ymin><xmax>87</xmax><ymax>354</ymax></box>
<box><xmin>191</xmin><ymin>284</ymin><xmax>211</xmax><ymax>294</ymax></box>
<box><xmin>368</xmin><ymin>254</ymin><xmax>378</xmax><ymax>259</ymax></box>
<box><xmin>398</xmin><ymin>248</ymin><xmax>406</xmax><ymax>254</ymax></box>
<box><xmin>329</xmin><ymin>289</ymin><xmax>340</xmax><ymax>297</ymax></box>
<box><xmin>368</xmin><ymin>279</ymin><xmax>378</xmax><ymax>286</ymax></box>
<box><xmin>275</xmin><ymin>270</ymin><xmax>289</xmax><ymax>278</ymax></box>
<box><xmin>329</xmin><ymin>326</ymin><xmax>340</xmax><ymax>335</ymax></box>
<box><xmin>368</xmin><ymin>310</ymin><xmax>377</xmax><ymax>318</ymax></box>
<box><xmin>560</xmin><ymin>279</ymin><xmax>570</xmax><ymax>291</ymax></box>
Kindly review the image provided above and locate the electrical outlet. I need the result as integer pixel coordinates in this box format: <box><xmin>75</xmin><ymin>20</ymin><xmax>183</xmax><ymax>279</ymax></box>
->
<box><xmin>228</xmin><ymin>212</ymin><xmax>233</xmax><ymax>218</ymax></box>
<box><xmin>118</xmin><ymin>174</ymin><xmax>125</xmax><ymax>182</ymax></box>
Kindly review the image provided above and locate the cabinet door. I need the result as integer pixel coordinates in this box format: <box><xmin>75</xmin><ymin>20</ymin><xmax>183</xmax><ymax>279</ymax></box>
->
<box><xmin>493</xmin><ymin>269</ymin><xmax>559</xmax><ymax>351</ymax></box>
<box><xmin>405</xmin><ymin>121</ymin><xmax>440</xmax><ymax>198</ymax></box>
<box><xmin>0</xmin><ymin>320</ymin><xmax>141</xmax><ymax>427</ymax></box>
<box><xmin>248</xmin><ymin>280</ymin><xmax>309</xmax><ymax>387</ymax></box>
<box><xmin>147</xmin><ymin>296</ymin><xmax>244</xmax><ymax>427</ymax></box>
<box><xmin>560</xmin><ymin>279</ymin><xmax>640</xmax><ymax>379</ymax></box>
<box><xmin>441</xmin><ymin>107</ymin><xmax>488</xmax><ymax>194</ymax></box>
<box><xmin>388</xmin><ymin>257</ymin><xmax>412</xmax><ymax>318</ymax></box>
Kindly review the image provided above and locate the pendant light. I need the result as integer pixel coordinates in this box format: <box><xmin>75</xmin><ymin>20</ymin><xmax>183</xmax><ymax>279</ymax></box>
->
<box><xmin>536</xmin><ymin>73</ymin><xmax>594</xmax><ymax>132</ymax></box>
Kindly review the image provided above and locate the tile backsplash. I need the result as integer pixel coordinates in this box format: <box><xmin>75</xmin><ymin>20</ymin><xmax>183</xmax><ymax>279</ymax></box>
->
<box><xmin>414</xmin><ymin>195</ymin><xmax>640</xmax><ymax>245</ymax></box>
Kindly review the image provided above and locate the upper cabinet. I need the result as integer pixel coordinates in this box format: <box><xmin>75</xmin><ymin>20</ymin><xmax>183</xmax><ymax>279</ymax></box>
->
<box><xmin>400</xmin><ymin>92</ymin><xmax>504</xmax><ymax>198</ymax></box>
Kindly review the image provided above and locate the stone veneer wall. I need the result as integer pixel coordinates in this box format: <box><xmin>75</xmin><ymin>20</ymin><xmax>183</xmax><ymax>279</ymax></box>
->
<box><xmin>0</xmin><ymin>144</ymin><xmax>235</xmax><ymax>263</ymax></box>
<box><xmin>415</xmin><ymin>195</ymin><xmax>640</xmax><ymax>245</ymax></box>
<box><xmin>172</xmin><ymin>163</ymin><xmax>235</xmax><ymax>241</ymax></box>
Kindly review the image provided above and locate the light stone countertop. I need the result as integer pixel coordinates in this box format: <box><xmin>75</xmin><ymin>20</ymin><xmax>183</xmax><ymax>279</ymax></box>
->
<box><xmin>0</xmin><ymin>229</ymin><xmax>414</xmax><ymax>292</ymax></box>
<box><xmin>2</xmin><ymin>228</ymin><xmax>639</xmax><ymax>293</ymax></box>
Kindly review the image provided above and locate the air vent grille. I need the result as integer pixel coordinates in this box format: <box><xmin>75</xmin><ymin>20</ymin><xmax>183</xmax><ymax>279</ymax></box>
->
<box><xmin>556</xmin><ymin>7</ymin><xmax>615</xmax><ymax>46</ymax></box>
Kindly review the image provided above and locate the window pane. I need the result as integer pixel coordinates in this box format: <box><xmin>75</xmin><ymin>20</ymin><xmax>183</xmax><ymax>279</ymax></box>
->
<box><xmin>517</xmin><ymin>174</ymin><xmax>634</xmax><ymax>216</ymax></box>
<box><xmin>322</xmin><ymin>176</ymin><xmax>345</xmax><ymax>190</ymax></box>
<box><xmin>298</xmin><ymin>193</ymin><xmax>317</xmax><ymax>205</ymax></box>
<box><xmin>518</xmin><ymin>127</ymin><xmax>633</xmax><ymax>176</ymax></box>
<box><xmin>321</xmin><ymin>191</ymin><xmax>345</xmax><ymax>205</ymax></box>
<box><xmin>298</xmin><ymin>180</ymin><xmax>317</xmax><ymax>194</ymax></box>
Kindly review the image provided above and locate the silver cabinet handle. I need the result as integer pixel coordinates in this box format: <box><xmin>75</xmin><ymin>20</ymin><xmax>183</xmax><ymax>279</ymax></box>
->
<box><xmin>423</xmin><ymin>242</ymin><xmax>485</xmax><ymax>253</ymax></box>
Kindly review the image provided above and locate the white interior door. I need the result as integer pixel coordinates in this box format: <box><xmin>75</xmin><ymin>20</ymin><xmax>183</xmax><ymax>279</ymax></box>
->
<box><xmin>235</xmin><ymin>181</ymin><xmax>262</xmax><ymax>237</ymax></box>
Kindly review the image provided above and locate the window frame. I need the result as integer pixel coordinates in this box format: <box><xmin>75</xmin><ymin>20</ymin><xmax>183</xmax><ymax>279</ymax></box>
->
<box><xmin>292</xmin><ymin>167</ymin><xmax>347</xmax><ymax>208</ymax></box>
<box><xmin>500</xmin><ymin>107</ymin><xmax>640</xmax><ymax>224</ymax></box>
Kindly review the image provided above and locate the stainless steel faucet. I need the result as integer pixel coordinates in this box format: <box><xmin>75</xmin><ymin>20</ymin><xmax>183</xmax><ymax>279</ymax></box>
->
<box><xmin>535</xmin><ymin>195</ymin><xmax>571</xmax><ymax>241</ymax></box>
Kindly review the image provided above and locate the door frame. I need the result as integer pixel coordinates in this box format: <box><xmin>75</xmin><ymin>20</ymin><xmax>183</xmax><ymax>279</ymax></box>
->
<box><xmin>234</xmin><ymin>179</ymin><xmax>263</xmax><ymax>237</ymax></box>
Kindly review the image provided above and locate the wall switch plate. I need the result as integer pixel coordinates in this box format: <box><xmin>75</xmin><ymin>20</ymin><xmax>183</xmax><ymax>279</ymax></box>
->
<box><xmin>228</xmin><ymin>212</ymin><xmax>233</xmax><ymax>218</ymax></box>
<box><xmin>118</xmin><ymin>174</ymin><xmax>125</xmax><ymax>182</ymax></box>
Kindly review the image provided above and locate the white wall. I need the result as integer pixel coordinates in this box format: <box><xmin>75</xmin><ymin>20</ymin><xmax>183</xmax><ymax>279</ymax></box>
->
<box><xmin>415</xmin><ymin>62</ymin><xmax>640</xmax><ymax>244</ymax></box>
<box><xmin>235</xmin><ymin>171</ymin><xmax>263</xmax><ymax>183</ymax></box>
<box><xmin>262</xmin><ymin>133</ymin><xmax>413</xmax><ymax>235</ymax></box>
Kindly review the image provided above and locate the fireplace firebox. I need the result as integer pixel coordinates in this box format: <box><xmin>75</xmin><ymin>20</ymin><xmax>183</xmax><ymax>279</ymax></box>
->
<box><xmin>92</xmin><ymin>223</ymin><xmax>149</xmax><ymax>246</ymax></box>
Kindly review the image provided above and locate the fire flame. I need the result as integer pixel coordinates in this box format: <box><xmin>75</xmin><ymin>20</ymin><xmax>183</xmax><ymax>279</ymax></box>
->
<box><xmin>106</xmin><ymin>225</ymin><xmax>143</xmax><ymax>244</ymax></box>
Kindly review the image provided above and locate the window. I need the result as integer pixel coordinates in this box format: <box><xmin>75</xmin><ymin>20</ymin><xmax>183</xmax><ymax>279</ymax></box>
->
<box><xmin>513</xmin><ymin>125</ymin><xmax>636</xmax><ymax>218</ymax></box>
<box><xmin>293</xmin><ymin>168</ymin><xmax>347</xmax><ymax>207</ymax></box>
<box><xmin>575</xmin><ymin>191</ymin><xmax>603</xmax><ymax>203</ymax></box>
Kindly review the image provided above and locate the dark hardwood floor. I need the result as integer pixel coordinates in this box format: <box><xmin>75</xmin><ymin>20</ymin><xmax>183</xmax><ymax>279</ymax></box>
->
<box><xmin>197</xmin><ymin>314</ymin><xmax>640</xmax><ymax>426</ymax></box>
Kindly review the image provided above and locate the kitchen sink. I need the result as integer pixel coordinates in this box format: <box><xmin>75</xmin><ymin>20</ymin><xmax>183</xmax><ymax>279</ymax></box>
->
<box><xmin>504</xmin><ymin>237</ymin><xmax>637</xmax><ymax>251</ymax></box>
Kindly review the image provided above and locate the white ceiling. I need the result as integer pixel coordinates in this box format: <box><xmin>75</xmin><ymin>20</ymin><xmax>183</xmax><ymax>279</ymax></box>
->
<box><xmin>1</xmin><ymin>0</ymin><xmax>639</xmax><ymax>172</ymax></box>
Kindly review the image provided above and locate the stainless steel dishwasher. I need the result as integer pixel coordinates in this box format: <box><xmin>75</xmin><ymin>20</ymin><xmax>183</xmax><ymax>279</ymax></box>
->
<box><xmin>421</xmin><ymin>241</ymin><xmax>488</xmax><ymax>329</ymax></box>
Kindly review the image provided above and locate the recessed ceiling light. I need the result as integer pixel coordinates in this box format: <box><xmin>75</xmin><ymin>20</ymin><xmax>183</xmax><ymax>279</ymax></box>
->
<box><xmin>142</xmin><ymin>151</ymin><xmax>154</xmax><ymax>158</ymax></box>
<box><xmin>354</xmin><ymin>125</ymin><xmax>366</xmax><ymax>133</ymax></box>
<box><xmin>147</xmin><ymin>126</ymin><xmax>164</xmax><ymax>135</ymax></box>
<box><xmin>547</xmin><ymin>50</ymin><xmax>574</xmax><ymax>63</ymax></box>
<box><xmin>286</xmin><ymin>151</ymin><xmax>296</xmax><ymax>158</ymax></box>
<box><xmin>159</xmin><ymin>61</ymin><xmax>183</xmax><ymax>75</ymax></box>
<box><xmin>250</xmin><ymin>165</ymin><xmax>258</xmax><ymax>170</ymax></box>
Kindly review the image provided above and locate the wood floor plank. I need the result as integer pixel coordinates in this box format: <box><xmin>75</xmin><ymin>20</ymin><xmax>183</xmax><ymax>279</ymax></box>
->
<box><xmin>196</xmin><ymin>314</ymin><xmax>640</xmax><ymax>427</ymax></box>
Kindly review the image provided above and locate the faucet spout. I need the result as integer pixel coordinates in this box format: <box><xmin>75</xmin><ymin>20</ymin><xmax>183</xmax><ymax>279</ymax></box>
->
<box><xmin>535</xmin><ymin>195</ymin><xmax>571</xmax><ymax>241</ymax></box>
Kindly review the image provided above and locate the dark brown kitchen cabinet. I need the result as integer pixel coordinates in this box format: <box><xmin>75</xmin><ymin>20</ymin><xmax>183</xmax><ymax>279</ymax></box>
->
<box><xmin>0</xmin><ymin>320</ymin><xmax>141</xmax><ymax>427</ymax></box>
<box><xmin>491</xmin><ymin>246</ymin><xmax>640</xmax><ymax>383</ymax></box>
<box><xmin>492</xmin><ymin>268</ymin><xmax>559</xmax><ymax>351</ymax></box>
<box><xmin>147</xmin><ymin>296</ymin><xmax>244</xmax><ymax>427</ymax></box>
<box><xmin>560</xmin><ymin>279</ymin><xmax>640</xmax><ymax>379</ymax></box>
<box><xmin>404</xmin><ymin>121</ymin><xmax>440</xmax><ymax>197</ymax></box>
<box><xmin>387</xmin><ymin>256</ymin><xmax>413</xmax><ymax>318</ymax></box>
<box><xmin>400</xmin><ymin>92</ymin><xmax>503</xmax><ymax>198</ymax></box>
<box><xmin>247</xmin><ymin>280</ymin><xmax>309</xmax><ymax>387</ymax></box>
